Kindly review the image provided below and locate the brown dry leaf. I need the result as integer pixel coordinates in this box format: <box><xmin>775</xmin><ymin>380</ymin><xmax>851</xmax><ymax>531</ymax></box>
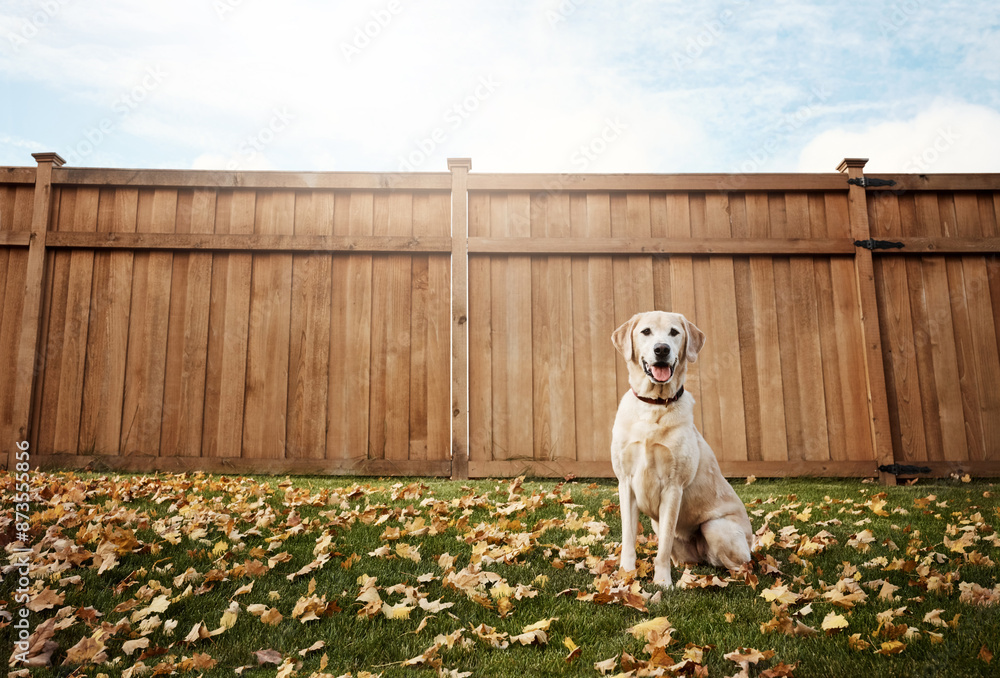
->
<box><xmin>122</xmin><ymin>638</ymin><xmax>151</xmax><ymax>656</ymax></box>
<box><xmin>26</xmin><ymin>587</ymin><xmax>65</xmax><ymax>612</ymax></box>
<box><xmin>182</xmin><ymin>621</ymin><xmax>211</xmax><ymax>643</ymax></box>
<box><xmin>724</xmin><ymin>648</ymin><xmax>774</xmax><ymax>665</ymax></box>
<box><xmin>11</xmin><ymin>617</ymin><xmax>58</xmax><ymax>667</ymax></box>
<box><xmin>875</xmin><ymin>641</ymin><xmax>906</xmax><ymax>655</ymax></box>
<box><xmin>261</xmin><ymin>607</ymin><xmax>284</xmax><ymax>625</ymax></box>
<box><xmin>979</xmin><ymin>645</ymin><xmax>994</xmax><ymax>664</ymax></box>
<box><xmin>563</xmin><ymin>637</ymin><xmax>582</xmax><ymax>663</ymax></box>
<box><xmin>762</xmin><ymin>662</ymin><xmax>799</xmax><ymax>678</ymax></box>
<box><xmin>255</xmin><ymin>649</ymin><xmax>283</xmax><ymax>665</ymax></box>
<box><xmin>471</xmin><ymin>623</ymin><xmax>510</xmax><ymax>649</ymax></box>
<box><xmin>62</xmin><ymin>636</ymin><xmax>108</xmax><ymax>666</ymax></box>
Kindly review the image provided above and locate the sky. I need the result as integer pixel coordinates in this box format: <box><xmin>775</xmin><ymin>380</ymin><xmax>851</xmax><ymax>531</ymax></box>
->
<box><xmin>2</xmin><ymin>0</ymin><xmax>999</xmax><ymax>175</ymax></box>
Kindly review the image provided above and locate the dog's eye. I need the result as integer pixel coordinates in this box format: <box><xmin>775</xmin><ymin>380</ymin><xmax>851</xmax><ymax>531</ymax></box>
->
<box><xmin>640</xmin><ymin>328</ymin><xmax>652</xmax><ymax>336</ymax></box>
<box><xmin>669</xmin><ymin>328</ymin><xmax>679</xmax><ymax>337</ymax></box>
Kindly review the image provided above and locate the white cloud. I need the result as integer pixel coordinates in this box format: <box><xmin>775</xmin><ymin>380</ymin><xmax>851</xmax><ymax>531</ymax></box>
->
<box><xmin>796</xmin><ymin>100</ymin><xmax>1000</xmax><ymax>173</ymax></box>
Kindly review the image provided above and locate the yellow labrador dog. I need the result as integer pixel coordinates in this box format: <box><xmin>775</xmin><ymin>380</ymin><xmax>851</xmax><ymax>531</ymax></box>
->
<box><xmin>611</xmin><ymin>311</ymin><xmax>753</xmax><ymax>587</ymax></box>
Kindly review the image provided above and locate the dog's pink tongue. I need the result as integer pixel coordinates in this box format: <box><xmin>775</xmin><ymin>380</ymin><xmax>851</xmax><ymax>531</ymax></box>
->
<box><xmin>651</xmin><ymin>364</ymin><xmax>672</xmax><ymax>382</ymax></box>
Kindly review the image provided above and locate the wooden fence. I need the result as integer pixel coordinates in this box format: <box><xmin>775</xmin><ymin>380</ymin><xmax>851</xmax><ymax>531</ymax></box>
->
<box><xmin>2</xmin><ymin>153</ymin><xmax>998</xmax><ymax>483</ymax></box>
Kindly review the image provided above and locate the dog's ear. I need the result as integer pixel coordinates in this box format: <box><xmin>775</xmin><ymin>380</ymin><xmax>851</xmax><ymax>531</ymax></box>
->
<box><xmin>612</xmin><ymin>314</ymin><xmax>641</xmax><ymax>360</ymax></box>
<box><xmin>684</xmin><ymin>318</ymin><xmax>706</xmax><ymax>363</ymax></box>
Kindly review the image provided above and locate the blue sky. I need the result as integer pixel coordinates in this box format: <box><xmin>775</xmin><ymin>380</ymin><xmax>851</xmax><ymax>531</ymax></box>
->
<box><xmin>2</xmin><ymin>0</ymin><xmax>999</xmax><ymax>174</ymax></box>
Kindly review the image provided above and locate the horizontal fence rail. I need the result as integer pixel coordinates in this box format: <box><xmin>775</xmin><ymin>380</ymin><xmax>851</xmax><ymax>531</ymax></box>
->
<box><xmin>2</xmin><ymin>154</ymin><xmax>998</xmax><ymax>483</ymax></box>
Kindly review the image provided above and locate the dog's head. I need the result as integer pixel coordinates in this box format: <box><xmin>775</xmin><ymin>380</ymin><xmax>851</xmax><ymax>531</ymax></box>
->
<box><xmin>611</xmin><ymin>311</ymin><xmax>705</xmax><ymax>400</ymax></box>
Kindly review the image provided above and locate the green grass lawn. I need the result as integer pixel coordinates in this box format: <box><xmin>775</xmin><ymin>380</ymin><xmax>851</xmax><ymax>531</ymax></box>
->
<box><xmin>3</xmin><ymin>471</ymin><xmax>998</xmax><ymax>677</ymax></box>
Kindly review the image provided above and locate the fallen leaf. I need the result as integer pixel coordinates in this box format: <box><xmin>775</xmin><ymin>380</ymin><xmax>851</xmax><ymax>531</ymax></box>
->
<box><xmin>875</xmin><ymin>641</ymin><xmax>906</xmax><ymax>655</ymax></box>
<box><xmin>26</xmin><ymin>587</ymin><xmax>65</xmax><ymax>612</ymax></box>
<box><xmin>563</xmin><ymin>637</ymin><xmax>582</xmax><ymax>663</ymax></box>
<box><xmin>255</xmin><ymin>649</ymin><xmax>283</xmax><ymax>665</ymax></box>
<box><xmin>62</xmin><ymin>636</ymin><xmax>108</xmax><ymax>666</ymax></box>
<box><xmin>821</xmin><ymin>613</ymin><xmax>849</xmax><ymax>633</ymax></box>
<box><xmin>122</xmin><ymin>638</ymin><xmax>150</xmax><ymax>656</ymax></box>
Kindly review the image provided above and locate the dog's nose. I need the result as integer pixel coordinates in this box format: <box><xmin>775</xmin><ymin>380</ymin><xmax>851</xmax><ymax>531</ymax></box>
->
<box><xmin>653</xmin><ymin>343</ymin><xmax>671</xmax><ymax>360</ymax></box>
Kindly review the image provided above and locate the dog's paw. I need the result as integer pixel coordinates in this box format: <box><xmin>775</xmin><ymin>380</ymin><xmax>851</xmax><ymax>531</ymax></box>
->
<box><xmin>653</xmin><ymin>567</ymin><xmax>673</xmax><ymax>588</ymax></box>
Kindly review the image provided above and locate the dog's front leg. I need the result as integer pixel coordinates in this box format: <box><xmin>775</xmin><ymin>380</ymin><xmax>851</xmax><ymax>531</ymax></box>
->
<box><xmin>618</xmin><ymin>479</ymin><xmax>639</xmax><ymax>572</ymax></box>
<box><xmin>653</xmin><ymin>486</ymin><xmax>683</xmax><ymax>587</ymax></box>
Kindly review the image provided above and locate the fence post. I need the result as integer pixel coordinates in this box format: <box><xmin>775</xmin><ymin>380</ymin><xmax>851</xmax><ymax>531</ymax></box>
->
<box><xmin>6</xmin><ymin>152</ymin><xmax>64</xmax><ymax>470</ymax></box>
<box><xmin>838</xmin><ymin>158</ymin><xmax>896</xmax><ymax>486</ymax></box>
<box><xmin>448</xmin><ymin>158</ymin><xmax>472</xmax><ymax>479</ymax></box>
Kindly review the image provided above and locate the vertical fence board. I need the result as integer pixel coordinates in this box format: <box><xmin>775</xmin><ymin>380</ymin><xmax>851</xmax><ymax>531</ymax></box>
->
<box><xmin>202</xmin><ymin>190</ymin><xmax>254</xmax><ymax>459</ymax></box>
<box><xmin>120</xmin><ymin>189</ymin><xmax>176</xmax><ymax>455</ymax></box>
<box><xmin>242</xmin><ymin>190</ymin><xmax>294</xmax><ymax>460</ymax></box>
<box><xmin>468</xmin><ymin>193</ymin><xmax>492</xmax><ymax>461</ymax></box>
<box><xmin>286</xmin><ymin>191</ymin><xmax>333</xmax><ymax>460</ymax></box>
<box><xmin>79</xmin><ymin>189</ymin><xmax>136</xmax><ymax>455</ymax></box>
<box><xmin>160</xmin><ymin>188</ymin><xmax>214</xmax><ymax>458</ymax></box>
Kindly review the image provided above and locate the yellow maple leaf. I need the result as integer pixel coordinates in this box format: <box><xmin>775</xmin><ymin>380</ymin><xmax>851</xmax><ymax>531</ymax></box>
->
<box><xmin>382</xmin><ymin>602</ymin><xmax>414</xmax><ymax>620</ymax></box>
<box><xmin>761</xmin><ymin>583</ymin><xmax>799</xmax><ymax>606</ymax></box>
<box><xmin>522</xmin><ymin>617</ymin><xmax>557</xmax><ymax>634</ymax></box>
<box><xmin>876</xmin><ymin>641</ymin><xmax>906</xmax><ymax>655</ymax></box>
<box><xmin>396</xmin><ymin>543</ymin><xmax>421</xmax><ymax>562</ymax></box>
<box><xmin>627</xmin><ymin>616</ymin><xmax>672</xmax><ymax>640</ymax></box>
<box><xmin>821</xmin><ymin>612</ymin><xmax>849</xmax><ymax>632</ymax></box>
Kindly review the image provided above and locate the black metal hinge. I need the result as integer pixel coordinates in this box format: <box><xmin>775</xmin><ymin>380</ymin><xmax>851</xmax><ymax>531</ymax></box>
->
<box><xmin>878</xmin><ymin>463</ymin><xmax>931</xmax><ymax>476</ymax></box>
<box><xmin>847</xmin><ymin>177</ymin><xmax>897</xmax><ymax>188</ymax></box>
<box><xmin>855</xmin><ymin>238</ymin><xmax>904</xmax><ymax>251</ymax></box>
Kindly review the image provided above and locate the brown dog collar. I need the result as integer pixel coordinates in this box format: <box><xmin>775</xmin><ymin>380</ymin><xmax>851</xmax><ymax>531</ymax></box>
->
<box><xmin>632</xmin><ymin>386</ymin><xmax>685</xmax><ymax>406</ymax></box>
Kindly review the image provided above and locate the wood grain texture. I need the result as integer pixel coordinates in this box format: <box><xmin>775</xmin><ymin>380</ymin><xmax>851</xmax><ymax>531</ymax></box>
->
<box><xmin>202</xmin><ymin>189</ymin><xmax>254</xmax><ymax>459</ymax></box>
<box><xmin>160</xmin><ymin>188</ymin><xmax>214</xmax><ymax>458</ymax></box>
<box><xmin>8</xmin><ymin>161</ymin><xmax>998</xmax><ymax>479</ymax></box>
<box><xmin>79</xmin><ymin>189</ymin><xmax>137</xmax><ymax>456</ymax></box>
<box><xmin>121</xmin><ymin>189</ymin><xmax>176</xmax><ymax>456</ymax></box>
<box><xmin>286</xmin><ymin>191</ymin><xmax>333</xmax><ymax>461</ymax></box>
<box><xmin>242</xmin><ymin>190</ymin><xmax>294</xmax><ymax>459</ymax></box>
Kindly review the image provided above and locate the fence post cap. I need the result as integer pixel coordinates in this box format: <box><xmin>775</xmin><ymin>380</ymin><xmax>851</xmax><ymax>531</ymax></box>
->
<box><xmin>31</xmin><ymin>152</ymin><xmax>66</xmax><ymax>167</ymax></box>
<box><xmin>837</xmin><ymin>158</ymin><xmax>868</xmax><ymax>173</ymax></box>
<box><xmin>447</xmin><ymin>158</ymin><xmax>472</xmax><ymax>171</ymax></box>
